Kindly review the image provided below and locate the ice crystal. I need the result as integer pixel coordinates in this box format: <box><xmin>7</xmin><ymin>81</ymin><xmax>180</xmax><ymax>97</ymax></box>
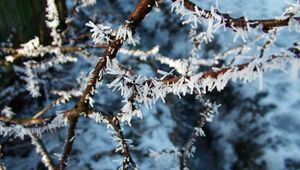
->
<box><xmin>86</xmin><ymin>21</ymin><xmax>112</xmax><ymax>44</ymax></box>
<box><xmin>116</xmin><ymin>25</ymin><xmax>136</xmax><ymax>45</ymax></box>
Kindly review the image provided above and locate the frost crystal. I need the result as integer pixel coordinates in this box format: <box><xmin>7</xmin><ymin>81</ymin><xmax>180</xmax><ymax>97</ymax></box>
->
<box><xmin>288</xmin><ymin>17</ymin><xmax>300</xmax><ymax>32</ymax></box>
<box><xmin>116</xmin><ymin>25</ymin><xmax>136</xmax><ymax>45</ymax></box>
<box><xmin>86</xmin><ymin>21</ymin><xmax>112</xmax><ymax>44</ymax></box>
<box><xmin>233</xmin><ymin>27</ymin><xmax>248</xmax><ymax>42</ymax></box>
<box><xmin>171</xmin><ymin>0</ymin><xmax>203</xmax><ymax>27</ymax></box>
<box><xmin>1</xmin><ymin>106</ymin><xmax>15</xmax><ymax>119</ymax></box>
<box><xmin>195</xmin><ymin>127</ymin><xmax>205</xmax><ymax>137</ymax></box>
<box><xmin>88</xmin><ymin>112</ymin><xmax>109</xmax><ymax>124</ymax></box>
<box><xmin>120</xmin><ymin>102</ymin><xmax>143</xmax><ymax>126</ymax></box>
<box><xmin>284</xmin><ymin>0</ymin><xmax>300</xmax><ymax>16</ymax></box>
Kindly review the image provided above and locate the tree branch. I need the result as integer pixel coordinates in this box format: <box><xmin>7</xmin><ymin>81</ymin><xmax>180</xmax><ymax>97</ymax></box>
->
<box><xmin>180</xmin><ymin>100</ymin><xmax>216</xmax><ymax>170</ymax></box>
<box><xmin>59</xmin><ymin>111</ymin><xmax>78</xmax><ymax>170</ymax></box>
<box><xmin>158</xmin><ymin>52</ymin><xmax>298</xmax><ymax>85</ymax></box>
<box><xmin>30</xmin><ymin>134</ymin><xmax>56</xmax><ymax>170</ymax></box>
<box><xmin>171</xmin><ymin>0</ymin><xmax>300</xmax><ymax>32</ymax></box>
<box><xmin>76</xmin><ymin>0</ymin><xmax>156</xmax><ymax>111</ymax></box>
<box><xmin>106</xmin><ymin>115</ymin><xmax>136</xmax><ymax>170</ymax></box>
<box><xmin>0</xmin><ymin>115</ymin><xmax>56</xmax><ymax>126</ymax></box>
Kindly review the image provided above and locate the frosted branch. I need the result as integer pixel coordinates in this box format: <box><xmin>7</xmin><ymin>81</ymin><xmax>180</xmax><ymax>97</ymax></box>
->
<box><xmin>46</xmin><ymin>0</ymin><xmax>62</xmax><ymax>46</ymax></box>
<box><xmin>30</xmin><ymin>134</ymin><xmax>56</xmax><ymax>170</ymax></box>
<box><xmin>170</xmin><ymin>0</ymin><xmax>300</xmax><ymax>32</ymax></box>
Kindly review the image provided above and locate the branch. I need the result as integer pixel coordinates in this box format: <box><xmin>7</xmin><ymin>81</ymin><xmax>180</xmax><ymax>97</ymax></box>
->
<box><xmin>53</xmin><ymin>1</ymin><xmax>156</xmax><ymax>168</ymax></box>
<box><xmin>86</xmin><ymin>111</ymin><xmax>136</xmax><ymax>169</ymax></box>
<box><xmin>30</xmin><ymin>134</ymin><xmax>56</xmax><ymax>170</ymax></box>
<box><xmin>0</xmin><ymin>43</ymin><xmax>106</xmax><ymax>64</ymax></box>
<box><xmin>59</xmin><ymin>111</ymin><xmax>78</xmax><ymax>170</ymax></box>
<box><xmin>106</xmin><ymin>115</ymin><xmax>137</xmax><ymax>170</ymax></box>
<box><xmin>180</xmin><ymin>99</ymin><xmax>218</xmax><ymax>170</ymax></box>
<box><xmin>171</xmin><ymin>0</ymin><xmax>300</xmax><ymax>32</ymax></box>
<box><xmin>0</xmin><ymin>115</ymin><xmax>56</xmax><ymax>126</ymax></box>
<box><xmin>0</xmin><ymin>113</ymin><xmax>68</xmax><ymax>139</ymax></box>
<box><xmin>76</xmin><ymin>0</ymin><xmax>156</xmax><ymax>111</ymax></box>
<box><xmin>159</xmin><ymin>52</ymin><xmax>298</xmax><ymax>85</ymax></box>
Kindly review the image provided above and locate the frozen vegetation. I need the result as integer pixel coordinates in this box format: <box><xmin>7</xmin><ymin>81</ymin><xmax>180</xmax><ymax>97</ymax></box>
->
<box><xmin>0</xmin><ymin>0</ymin><xmax>300</xmax><ymax>169</ymax></box>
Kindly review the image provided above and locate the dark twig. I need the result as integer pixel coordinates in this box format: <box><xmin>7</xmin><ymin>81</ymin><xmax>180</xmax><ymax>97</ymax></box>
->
<box><xmin>59</xmin><ymin>111</ymin><xmax>78</xmax><ymax>170</ymax></box>
<box><xmin>85</xmin><ymin>110</ymin><xmax>137</xmax><ymax>169</ymax></box>
<box><xmin>76</xmin><ymin>0</ymin><xmax>156</xmax><ymax>111</ymax></box>
<box><xmin>50</xmin><ymin>1</ymin><xmax>156</xmax><ymax>168</ymax></box>
<box><xmin>155</xmin><ymin>51</ymin><xmax>299</xmax><ymax>85</ymax></box>
<box><xmin>179</xmin><ymin>100</ymin><xmax>215</xmax><ymax>170</ymax></box>
<box><xmin>171</xmin><ymin>0</ymin><xmax>300</xmax><ymax>32</ymax></box>
<box><xmin>259</xmin><ymin>29</ymin><xmax>277</xmax><ymax>58</ymax></box>
<box><xmin>106</xmin><ymin>115</ymin><xmax>136</xmax><ymax>170</ymax></box>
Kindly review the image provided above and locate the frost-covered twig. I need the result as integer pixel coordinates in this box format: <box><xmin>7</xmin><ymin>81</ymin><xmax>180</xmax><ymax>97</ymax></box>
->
<box><xmin>107</xmin><ymin>116</ymin><xmax>137</xmax><ymax>170</ymax></box>
<box><xmin>258</xmin><ymin>29</ymin><xmax>278</xmax><ymax>58</ymax></box>
<box><xmin>30</xmin><ymin>134</ymin><xmax>56</xmax><ymax>170</ymax></box>
<box><xmin>2</xmin><ymin>36</ymin><xmax>78</xmax><ymax>98</ymax></box>
<box><xmin>86</xmin><ymin>110</ymin><xmax>137</xmax><ymax>170</ymax></box>
<box><xmin>56</xmin><ymin>0</ymin><xmax>156</xmax><ymax>162</ymax></box>
<box><xmin>0</xmin><ymin>113</ymin><xmax>68</xmax><ymax>139</ymax></box>
<box><xmin>180</xmin><ymin>99</ymin><xmax>220</xmax><ymax>170</ymax></box>
<box><xmin>76</xmin><ymin>0</ymin><xmax>156</xmax><ymax>115</ymax></box>
<box><xmin>170</xmin><ymin>0</ymin><xmax>300</xmax><ymax>32</ymax></box>
<box><xmin>46</xmin><ymin>0</ymin><xmax>62</xmax><ymax>46</ymax></box>
<box><xmin>33</xmin><ymin>88</ymin><xmax>83</xmax><ymax>119</ymax></box>
<box><xmin>59</xmin><ymin>111</ymin><xmax>78</xmax><ymax>170</ymax></box>
<box><xmin>157</xmin><ymin>49</ymin><xmax>300</xmax><ymax>90</ymax></box>
<box><xmin>106</xmin><ymin>47</ymin><xmax>300</xmax><ymax>124</ymax></box>
<box><xmin>1</xmin><ymin>43</ymin><xmax>105</xmax><ymax>63</ymax></box>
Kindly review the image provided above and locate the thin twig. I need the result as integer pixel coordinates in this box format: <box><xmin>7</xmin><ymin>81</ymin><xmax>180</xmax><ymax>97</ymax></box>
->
<box><xmin>180</xmin><ymin>100</ymin><xmax>216</xmax><ymax>170</ymax></box>
<box><xmin>59</xmin><ymin>111</ymin><xmax>78</xmax><ymax>170</ymax></box>
<box><xmin>171</xmin><ymin>0</ymin><xmax>300</xmax><ymax>32</ymax></box>
<box><xmin>155</xmin><ymin>51</ymin><xmax>299</xmax><ymax>85</ymax></box>
<box><xmin>0</xmin><ymin>43</ymin><xmax>106</xmax><ymax>63</ymax></box>
<box><xmin>30</xmin><ymin>134</ymin><xmax>56</xmax><ymax>170</ymax></box>
<box><xmin>0</xmin><ymin>115</ymin><xmax>56</xmax><ymax>126</ymax></box>
<box><xmin>107</xmin><ymin>115</ymin><xmax>137</xmax><ymax>170</ymax></box>
<box><xmin>259</xmin><ymin>29</ymin><xmax>277</xmax><ymax>58</ymax></box>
